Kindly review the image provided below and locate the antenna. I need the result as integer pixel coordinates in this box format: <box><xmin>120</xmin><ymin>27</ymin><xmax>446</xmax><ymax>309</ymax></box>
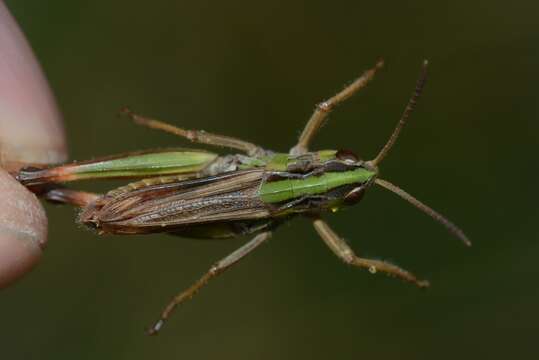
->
<box><xmin>369</xmin><ymin>60</ymin><xmax>429</xmax><ymax>167</ymax></box>
<box><xmin>375</xmin><ymin>178</ymin><xmax>471</xmax><ymax>246</ymax></box>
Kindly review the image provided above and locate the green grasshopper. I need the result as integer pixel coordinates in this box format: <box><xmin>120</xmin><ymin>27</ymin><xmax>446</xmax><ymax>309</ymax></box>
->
<box><xmin>17</xmin><ymin>60</ymin><xmax>470</xmax><ymax>335</ymax></box>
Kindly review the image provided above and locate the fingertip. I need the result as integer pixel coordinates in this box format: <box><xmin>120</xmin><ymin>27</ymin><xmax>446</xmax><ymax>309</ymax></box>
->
<box><xmin>0</xmin><ymin>229</ymin><xmax>43</xmax><ymax>288</ymax></box>
<box><xmin>0</xmin><ymin>2</ymin><xmax>67</xmax><ymax>171</ymax></box>
<box><xmin>0</xmin><ymin>169</ymin><xmax>47</xmax><ymax>288</ymax></box>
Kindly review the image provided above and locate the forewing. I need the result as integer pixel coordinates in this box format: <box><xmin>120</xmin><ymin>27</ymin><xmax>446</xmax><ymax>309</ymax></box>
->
<box><xmin>81</xmin><ymin>169</ymin><xmax>271</xmax><ymax>234</ymax></box>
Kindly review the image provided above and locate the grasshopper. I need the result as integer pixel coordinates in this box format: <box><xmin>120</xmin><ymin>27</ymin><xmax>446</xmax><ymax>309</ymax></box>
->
<box><xmin>17</xmin><ymin>60</ymin><xmax>470</xmax><ymax>335</ymax></box>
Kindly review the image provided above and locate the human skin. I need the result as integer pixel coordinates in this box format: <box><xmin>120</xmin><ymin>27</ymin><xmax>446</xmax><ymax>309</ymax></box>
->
<box><xmin>0</xmin><ymin>1</ymin><xmax>67</xmax><ymax>288</ymax></box>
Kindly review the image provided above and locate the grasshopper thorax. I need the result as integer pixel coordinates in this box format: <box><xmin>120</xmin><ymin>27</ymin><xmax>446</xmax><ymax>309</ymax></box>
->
<box><xmin>259</xmin><ymin>148</ymin><xmax>378</xmax><ymax>215</ymax></box>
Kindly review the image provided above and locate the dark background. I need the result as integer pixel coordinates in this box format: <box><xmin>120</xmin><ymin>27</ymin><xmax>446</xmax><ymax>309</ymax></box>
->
<box><xmin>3</xmin><ymin>1</ymin><xmax>538</xmax><ymax>359</ymax></box>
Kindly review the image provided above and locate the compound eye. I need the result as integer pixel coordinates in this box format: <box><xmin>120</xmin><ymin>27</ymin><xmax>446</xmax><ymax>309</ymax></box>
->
<box><xmin>336</xmin><ymin>149</ymin><xmax>359</xmax><ymax>163</ymax></box>
<box><xmin>343</xmin><ymin>186</ymin><xmax>365</xmax><ymax>205</ymax></box>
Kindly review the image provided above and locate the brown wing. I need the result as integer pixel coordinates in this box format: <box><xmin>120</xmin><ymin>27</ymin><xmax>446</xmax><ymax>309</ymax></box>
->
<box><xmin>80</xmin><ymin>169</ymin><xmax>271</xmax><ymax>234</ymax></box>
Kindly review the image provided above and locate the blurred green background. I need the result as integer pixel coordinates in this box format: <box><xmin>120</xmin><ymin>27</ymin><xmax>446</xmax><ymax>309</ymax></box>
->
<box><xmin>3</xmin><ymin>0</ymin><xmax>538</xmax><ymax>359</ymax></box>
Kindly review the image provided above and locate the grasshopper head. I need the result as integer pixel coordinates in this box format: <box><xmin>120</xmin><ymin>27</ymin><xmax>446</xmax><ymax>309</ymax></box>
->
<box><xmin>330</xmin><ymin>148</ymin><xmax>379</xmax><ymax>207</ymax></box>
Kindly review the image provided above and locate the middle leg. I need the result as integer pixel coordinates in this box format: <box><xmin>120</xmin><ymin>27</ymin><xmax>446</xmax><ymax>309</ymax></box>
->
<box><xmin>147</xmin><ymin>231</ymin><xmax>272</xmax><ymax>335</ymax></box>
<box><xmin>120</xmin><ymin>108</ymin><xmax>265</xmax><ymax>157</ymax></box>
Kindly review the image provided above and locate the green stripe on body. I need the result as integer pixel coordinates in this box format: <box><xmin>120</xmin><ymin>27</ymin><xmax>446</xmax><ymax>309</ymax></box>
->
<box><xmin>259</xmin><ymin>168</ymin><xmax>375</xmax><ymax>203</ymax></box>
